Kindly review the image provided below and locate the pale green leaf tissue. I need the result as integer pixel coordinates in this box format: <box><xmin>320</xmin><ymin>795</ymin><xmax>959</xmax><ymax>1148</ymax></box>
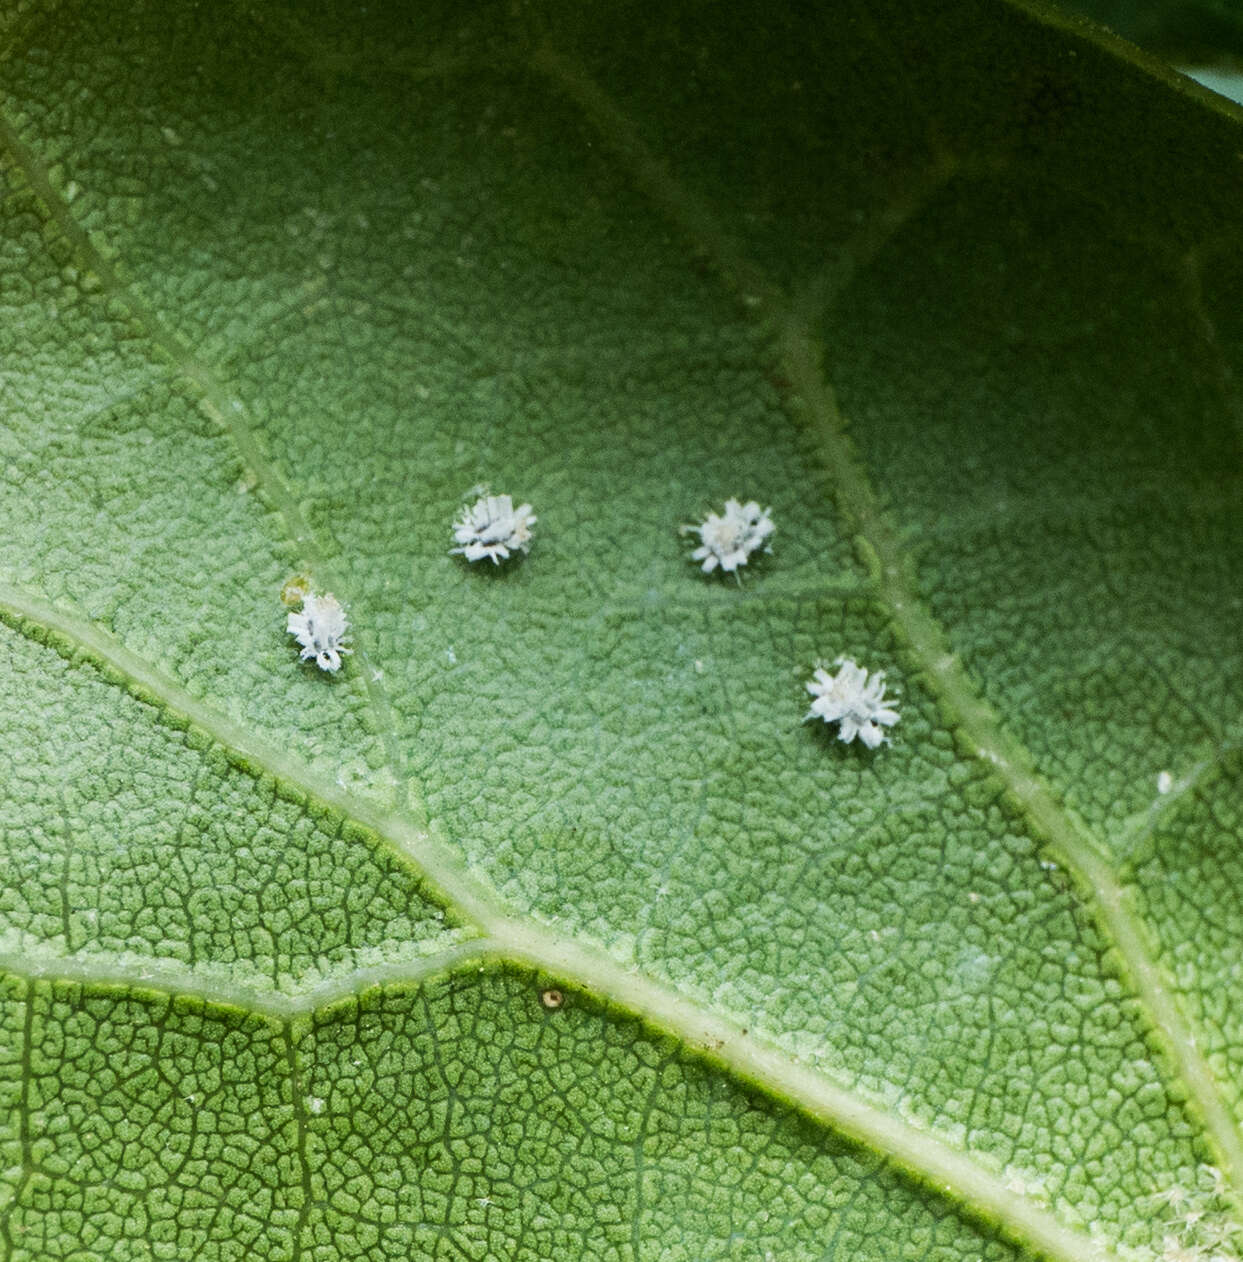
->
<box><xmin>1</xmin><ymin>1</ymin><xmax>1241</xmax><ymax>1259</ymax></box>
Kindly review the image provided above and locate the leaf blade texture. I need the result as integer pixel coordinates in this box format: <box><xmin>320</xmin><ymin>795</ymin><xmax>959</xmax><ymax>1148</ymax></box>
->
<box><xmin>1</xmin><ymin>1</ymin><xmax>1241</xmax><ymax>1259</ymax></box>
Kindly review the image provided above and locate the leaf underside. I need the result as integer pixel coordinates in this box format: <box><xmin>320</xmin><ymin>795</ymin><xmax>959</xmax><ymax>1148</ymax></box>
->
<box><xmin>1</xmin><ymin>1</ymin><xmax>1241</xmax><ymax>1260</ymax></box>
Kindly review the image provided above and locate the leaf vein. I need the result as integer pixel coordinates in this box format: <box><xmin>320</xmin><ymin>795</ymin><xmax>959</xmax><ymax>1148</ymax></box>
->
<box><xmin>0</xmin><ymin>937</ymin><xmax>1118</xmax><ymax>1262</ymax></box>
<box><xmin>0</xmin><ymin>579</ymin><xmax>1119</xmax><ymax>1261</ymax></box>
<box><xmin>529</xmin><ymin>35</ymin><xmax>1243</xmax><ymax>1229</ymax></box>
<box><xmin>0</xmin><ymin>103</ymin><xmax>411</xmax><ymax>812</ymax></box>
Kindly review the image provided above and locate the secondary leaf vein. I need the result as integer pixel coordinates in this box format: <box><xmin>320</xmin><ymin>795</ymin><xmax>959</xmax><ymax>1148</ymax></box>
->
<box><xmin>0</xmin><ymin>104</ymin><xmax>411</xmax><ymax>813</ymax></box>
<box><xmin>528</xmin><ymin>34</ymin><xmax>1243</xmax><ymax>1229</ymax></box>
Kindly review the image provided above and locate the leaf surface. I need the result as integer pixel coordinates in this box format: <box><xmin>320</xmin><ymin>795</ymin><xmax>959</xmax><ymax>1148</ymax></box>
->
<box><xmin>1</xmin><ymin>2</ymin><xmax>1242</xmax><ymax>1259</ymax></box>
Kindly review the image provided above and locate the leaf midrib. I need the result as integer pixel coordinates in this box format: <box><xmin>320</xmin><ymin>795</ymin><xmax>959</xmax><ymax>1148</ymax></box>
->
<box><xmin>0</xmin><ymin>582</ymin><xmax>1109</xmax><ymax>1262</ymax></box>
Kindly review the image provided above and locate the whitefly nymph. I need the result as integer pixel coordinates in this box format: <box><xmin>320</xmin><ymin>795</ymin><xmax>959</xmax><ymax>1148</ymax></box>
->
<box><xmin>805</xmin><ymin>656</ymin><xmax>900</xmax><ymax>748</ymax></box>
<box><xmin>684</xmin><ymin>498</ymin><xmax>775</xmax><ymax>575</ymax></box>
<box><xmin>287</xmin><ymin>590</ymin><xmax>351</xmax><ymax>673</ymax></box>
<box><xmin>451</xmin><ymin>493</ymin><xmax>537</xmax><ymax>565</ymax></box>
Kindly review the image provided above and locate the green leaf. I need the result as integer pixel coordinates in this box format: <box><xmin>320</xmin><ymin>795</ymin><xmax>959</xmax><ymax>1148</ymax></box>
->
<box><xmin>1</xmin><ymin>2</ymin><xmax>1241</xmax><ymax>1259</ymax></box>
<box><xmin>1055</xmin><ymin>0</ymin><xmax>1243</xmax><ymax>63</ymax></box>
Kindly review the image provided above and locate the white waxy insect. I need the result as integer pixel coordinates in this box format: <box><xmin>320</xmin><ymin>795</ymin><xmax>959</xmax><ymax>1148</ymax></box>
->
<box><xmin>683</xmin><ymin>498</ymin><xmax>774</xmax><ymax>575</ymax></box>
<box><xmin>805</xmin><ymin>656</ymin><xmax>900</xmax><ymax>748</ymax></box>
<box><xmin>286</xmin><ymin>590</ymin><xmax>351</xmax><ymax>673</ymax></box>
<box><xmin>451</xmin><ymin>493</ymin><xmax>536</xmax><ymax>565</ymax></box>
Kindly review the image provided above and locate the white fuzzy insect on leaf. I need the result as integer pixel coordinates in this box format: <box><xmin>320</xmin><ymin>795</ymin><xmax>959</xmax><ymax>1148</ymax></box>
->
<box><xmin>805</xmin><ymin>656</ymin><xmax>900</xmax><ymax>748</ymax></box>
<box><xmin>286</xmin><ymin>590</ymin><xmax>351</xmax><ymax>673</ymax></box>
<box><xmin>451</xmin><ymin>493</ymin><xmax>536</xmax><ymax>565</ymax></box>
<box><xmin>684</xmin><ymin>498</ymin><xmax>774</xmax><ymax>575</ymax></box>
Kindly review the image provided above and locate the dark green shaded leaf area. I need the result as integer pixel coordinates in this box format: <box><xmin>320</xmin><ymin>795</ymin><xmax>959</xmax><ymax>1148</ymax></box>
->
<box><xmin>1056</xmin><ymin>0</ymin><xmax>1243</xmax><ymax>63</ymax></box>
<box><xmin>0</xmin><ymin>1</ymin><xmax>1240</xmax><ymax>1259</ymax></box>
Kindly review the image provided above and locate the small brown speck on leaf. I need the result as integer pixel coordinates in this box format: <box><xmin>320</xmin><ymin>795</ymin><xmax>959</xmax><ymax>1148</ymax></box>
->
<box><xmin>540</xmin><ymin>988</ymin><xmax>564</xmax><ymax>1010</ymax></box>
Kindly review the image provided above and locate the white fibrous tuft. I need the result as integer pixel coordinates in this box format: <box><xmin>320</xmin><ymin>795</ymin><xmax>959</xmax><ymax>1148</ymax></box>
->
<box><xmin>451</xmin><ymin>494</ymin><xmax>536</xmax><ymax>565</ymax></box>
<box><xmin>286</xmin><ymin>591</ymin><xmax>351</xmax><ymax>673</ymax></box>
<box><xmin>685</xmin><ymin>498</ymin><xmax>774</xmax><ymax>574</ymax></box>
<box><xmin>805</xmin><ymin>656</ymin><xmax>900</xmax><ymax>749</ymax></box>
